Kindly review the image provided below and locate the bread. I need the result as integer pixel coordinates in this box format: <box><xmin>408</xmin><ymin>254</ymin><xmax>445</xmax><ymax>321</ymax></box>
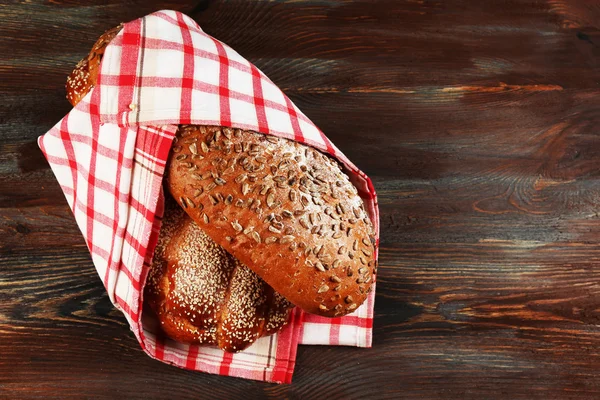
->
<box><xmin>66</xmin><ymin>25</ymin><xmax>377</xmax><ymax>318</ymax></box>
<box><xmin>167</xmin><ymin>125</ymin><xmax>376</xmax><ymax>317</ymax></box>
<box><xmin>144</xmin><ymin>199</ymin><xmax>293</xmax><ymax>352</ymax></box>
<box><xmin>66</xmin><ymin>24</ymin><xmax>122</xmax><ymax>107</ymax></box>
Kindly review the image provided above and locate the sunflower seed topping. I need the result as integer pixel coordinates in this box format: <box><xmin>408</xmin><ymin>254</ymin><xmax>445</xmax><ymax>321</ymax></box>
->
<box><xmin>231</xmin><ymin>221</ymin><xmax>243</xmax><ymax>232</ymax></box>
<box><xmin>266</xmin><ymin>193</ymin><xmax>276</xmax><ymax>208</ymax></box>
<box><xmin>250</xmin><ymin>231</ymin><xmax>261</xmax><ymax>243</ymax></box>
<box><xmin>280</xmin><ymin>235</ymin><xmax>295</xmax><ymax>244</ymax></box>
<box><xmin>235</xmin><ymin>174</ymin><xmax>247</xmax><ymax>183</ymax></box>
<box><xmin>318</xmin><ymin>285</ymin><xmax>329</xmax><ymax>294</ymax></box>
<box><xmin>242</xmin><ymin>182</ymin><xmax>250</xmax><ymax>195</ymax></box>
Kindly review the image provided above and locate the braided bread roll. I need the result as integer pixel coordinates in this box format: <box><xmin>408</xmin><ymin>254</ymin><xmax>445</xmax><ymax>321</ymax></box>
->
<box><xmin>144</xmin><ymin>200</ymin><xmax>292</xmax><ymax>353</ymax></box>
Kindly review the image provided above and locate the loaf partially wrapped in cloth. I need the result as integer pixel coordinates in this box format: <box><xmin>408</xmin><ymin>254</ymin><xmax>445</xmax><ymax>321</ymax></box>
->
<box><xmin>38</xmin><ymin>10</ymin><xmax>379</xmax><ymax>383</ymax></box>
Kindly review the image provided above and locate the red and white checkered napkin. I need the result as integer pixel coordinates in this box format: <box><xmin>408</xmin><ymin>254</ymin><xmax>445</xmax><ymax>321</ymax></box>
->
<box><xmin>38</xmin><ymin>10</ymin><xmax>379</xmax><ymax>384</ymax></box>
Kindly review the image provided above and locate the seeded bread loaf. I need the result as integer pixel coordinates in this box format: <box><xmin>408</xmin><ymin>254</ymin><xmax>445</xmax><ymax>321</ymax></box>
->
<box><xmin>145</xmin><ymin>201</ymin><xmax>293</xmax><ymax>352</ymax></box>
<box><xmin>167</xmin><ymin>126</ymin><xmax>376</xmax><ymax>317</ymax></box>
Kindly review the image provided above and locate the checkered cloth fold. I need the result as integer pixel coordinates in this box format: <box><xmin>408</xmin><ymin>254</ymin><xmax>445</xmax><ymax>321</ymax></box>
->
<box><xmin>38</xmin><ymin>10</ymin><xmax>379</xmax><ymax>384</ymax></box>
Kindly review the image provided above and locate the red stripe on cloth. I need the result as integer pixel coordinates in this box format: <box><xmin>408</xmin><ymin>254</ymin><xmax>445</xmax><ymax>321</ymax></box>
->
<box><xmin>250</xmin><ymin>64</ymin><xmax>269</xmax><ymax>133</ymax></box>
<box><xmin>59</xmin><ymin>118</ymin><xmax>79</xmax><ymax>212</ymax></box>
<box><xmin>117</xmin><ymin>19</ymin><xmax>142</xmax><ymax>121</ymax></box>
<box><xmin>84</xmin><ymin>101</ymin><xmax>101</xmax><ymax>259</ymax></box>
<box><xmin>328</xmin><ymin>317</ymin><xmax>342</xmax><ymax>345</ymax></box>
<box><xmin>154</xmin><ymin>334</ymin><xmax>166</xmax><ymax>361</ymax></box>
<box><xmin>283</xmin><ymin>96</ymin><xmax>304</xmax><ymax>143</ymax></box>
<box><xmin>305</xmin><ymin>315</ymin><xmax>373</xmax><ymax>329</ymax></box>
<box><xmin>124</xmin><ymin>230</ymin><xmax>148</xmax><ymax>268</ymax></box>
<box><xmin>219</xmin><ymin>351</ymin><xmax>234</xmax><ymax>376</ymax></box>
<box><xmin>42</xmin><ymin>154</ymin><xmax>72</xmax><ymax>167</ymax></box>
<box><xmin>365</xmin><ymin>175</ymin><xmax>377</xmax><ymax>201</ymax></box>
<box><xmin>186</xmin><ymin>344</ymin><xmax>199</xmax><ymax>369</ymax></box>
<box><xmin>84</xmin><ymin>242</ymin><xmax>109</xmax><ymax>262</ymax></box>
<box><xmin>177</xmin><ymin>13</ymin><xmax>194</xmax><ymax>124</ymax></box>
<box><xmin>115</xmin><ymin>293</ymin><xmax>139</xmax><ymax>321</ymax></box>
<box><xmin>268</xmin><ymin>308</ymin><xmax>303</xmax><ymax>384</ymax></box>
<box><xmin>213</xmin><ymin>40</ymin><xmax>232</xmax><ymax>127</ymax></box>
<box><xmin>116</xmin><ymin>260</ymin><xmax>142</xmax><ymax>291</ymax></box>
<box><xmin>365</xmin><ymin>291</ymin><xmax>375</xmax><ymax>347</ymax></box>
<box><xmin>104</xmin><ymin>123</ymin><xmax>126</xmax><ymax>286</ymax></box>
<box><xmin>284</xmin><ymin>309</ymin><xmax>305</xmax><ymax>384</ymax></box>
<box><xmin>60</xmin><ymin>185</ymin><xmax>74</xmax><ymax>198</ymax></box>
<box><xmin>129</xmin><ymin>196</ymin><xmax>154</xmax><ymax>223</ymax></box>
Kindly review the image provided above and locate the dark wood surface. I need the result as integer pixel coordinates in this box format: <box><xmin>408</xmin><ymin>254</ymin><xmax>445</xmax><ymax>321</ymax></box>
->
<box><xmin>2</xmin><ymin>0</ymin><xmax>600</xmax><ymax>398</ymax></box>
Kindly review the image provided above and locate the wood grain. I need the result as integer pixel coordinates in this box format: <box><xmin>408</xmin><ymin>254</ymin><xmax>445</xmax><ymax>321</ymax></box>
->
<box><xmin>2</xmin><ymin>0</ymin><xmax>600</xmax><ymax>398</ymax></box>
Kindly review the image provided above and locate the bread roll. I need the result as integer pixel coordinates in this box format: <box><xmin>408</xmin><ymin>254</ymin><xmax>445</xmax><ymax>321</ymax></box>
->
<box><xmin>167</xmin><ymin>126</ymin><xmax>376</xmax><ymax>317</ymax></box>
<box><xmin>144</xmin><ymin>200</ymin><xmax>292</xmax><ymax>352</ymax></box>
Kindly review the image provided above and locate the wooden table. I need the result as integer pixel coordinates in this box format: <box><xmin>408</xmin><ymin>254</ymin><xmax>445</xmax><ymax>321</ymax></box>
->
<box><xmin>2</xmin><ymin>1</ymin><xmax>600</xmax><ymax>398</ymax></box>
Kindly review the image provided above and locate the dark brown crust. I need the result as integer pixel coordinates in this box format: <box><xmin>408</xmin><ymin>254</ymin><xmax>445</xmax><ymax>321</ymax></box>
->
<box><xmin>144</xmin><ymin>201</ymin><xmax>293</xmax><ymax>353</ymax></box>
<box><xmin>167</xmin><ymin>126</ymin><xmax>376</xmax><ymax>317</ymax></box>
